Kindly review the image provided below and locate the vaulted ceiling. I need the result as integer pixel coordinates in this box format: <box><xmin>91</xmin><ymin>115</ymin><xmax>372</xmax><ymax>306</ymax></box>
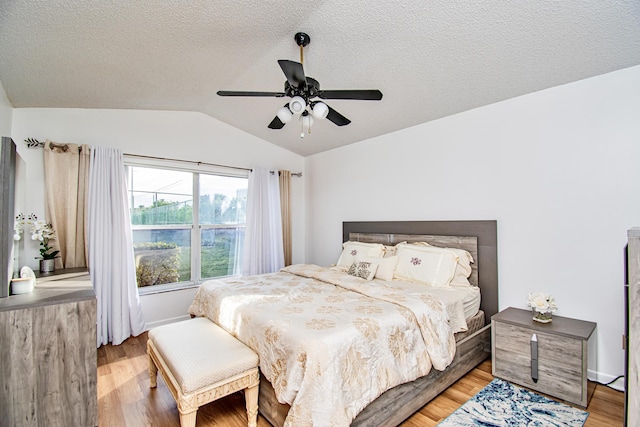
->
<box><xmin>1</xmin><ymin>1</ymin><xmax>639</xmax><ymax>156</ymax></box>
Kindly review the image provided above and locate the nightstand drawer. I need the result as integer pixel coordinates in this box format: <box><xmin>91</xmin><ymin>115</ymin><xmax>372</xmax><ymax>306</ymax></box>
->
<box><xmin>493</xmin><ymin>322</ymin><xmax>583</xmax><ymax>404</ymax></box>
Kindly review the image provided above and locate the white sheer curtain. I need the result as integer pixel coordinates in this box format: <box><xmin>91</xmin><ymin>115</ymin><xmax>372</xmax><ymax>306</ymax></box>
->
<box><xmin>88</xmin><ymin>146</ymin><xmax>145</xmax><ymax>346</ymax></box>
<box><xmin>243</xmin><ymin>168</ymin><xmax>284</xmax><ymax>275</ymax></box>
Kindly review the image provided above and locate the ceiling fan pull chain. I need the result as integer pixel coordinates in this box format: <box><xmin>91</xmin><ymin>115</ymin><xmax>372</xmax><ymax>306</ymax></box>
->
<box><xmin>300</xmin><ymin>45</ymin><xmax>304</xmax><ymax>65</ymax></box>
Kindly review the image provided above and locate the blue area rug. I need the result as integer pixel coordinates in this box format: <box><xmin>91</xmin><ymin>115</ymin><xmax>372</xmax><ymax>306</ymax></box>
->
<box><xmin>437</xmin><ymin>378</ymin><xmax>589</xmax><ymax>427</ymax></box>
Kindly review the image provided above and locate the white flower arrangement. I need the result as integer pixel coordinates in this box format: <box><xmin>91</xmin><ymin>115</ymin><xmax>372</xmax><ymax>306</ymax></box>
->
<box><xmin>14</xmin><ymin>213</ymin><xmax>59</xmax><ymax>260</ymax></box>
<box><xmin>527</xmin><ymin>292</ymin><xmax>558</xmax><ymax>314</ymax></box>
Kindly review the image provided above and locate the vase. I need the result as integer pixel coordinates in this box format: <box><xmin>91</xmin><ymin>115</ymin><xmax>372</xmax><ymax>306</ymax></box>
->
<box><xmin>39</xmin><ymin>259</ymin><xmax>55</xmax><ymax>273</ymax></box>
<box><xmin>532</xmin><ymin>309</ymin><xmax>553</xmax><ymax>323</ymax></box>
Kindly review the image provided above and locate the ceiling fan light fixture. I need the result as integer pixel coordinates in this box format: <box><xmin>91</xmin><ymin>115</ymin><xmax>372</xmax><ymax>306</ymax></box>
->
<box><xmin>277</xmin><ymin>106</ymin><xmax>293</xmax><ymax>123</ymax></box>
<box><xmin>289</xmin><ymin>96</ymin><xmax>306</xmax><ymax>115</ymax></box>
<box><xmin>312</xmin><ymin>102</ymin><xmax>329</xmax><ymax>120</ymax></box>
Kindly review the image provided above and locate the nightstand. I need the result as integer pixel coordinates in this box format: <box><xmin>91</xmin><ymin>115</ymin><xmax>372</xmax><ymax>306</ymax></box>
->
<box><xmin>491</xmin><ymin>307</ymin><xmax>596</xmax><ymax>408</ymax></box>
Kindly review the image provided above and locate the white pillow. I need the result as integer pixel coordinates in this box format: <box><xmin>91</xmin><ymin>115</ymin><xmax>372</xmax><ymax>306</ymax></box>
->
<box><xmin>336</xmin><ymin>241</ymin><xmax>385</xmax><ymax>270</ymax></box>
<box><xmin>376</xmin><ymin>255</ymin><xmax>399</xmax><ymax>281</ymax></box>
<box><xmin>347</xmin><ymin>260</ymin><xmax>379</xmax><ymax>281</ymax></box>
<box><xmin>356</xmin><ymin>255</ymin><xmax>398</xmax><ymax>281</ymax></box>
<box><xmin>408</xmin><ymin>242</ymin><xmax>474</xmax><ymax>286</ymax></box>
<box><xmin>394</xmin><ymin>244</ymin><xmax>458</xmax><ymax>287</ymax></box>
<box><xmin>449</xmin><ymin>248</ymin><xmax>474</xmax><ymax>286</ymax></box>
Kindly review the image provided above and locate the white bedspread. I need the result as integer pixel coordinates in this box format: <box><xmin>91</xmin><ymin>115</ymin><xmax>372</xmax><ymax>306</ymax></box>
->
<box><xmin>188</xmin><ymin>264</ymin><xmax>458</xmax><ymax>426</ymax></box>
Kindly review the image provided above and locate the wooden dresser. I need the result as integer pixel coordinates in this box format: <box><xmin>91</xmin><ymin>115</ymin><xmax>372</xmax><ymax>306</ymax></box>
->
<box><xmin>491</xmin><ymin>306</ymin><xmax>596</xmax><ymax>408</ymax></box>
<box><xmin>0</xmin><ymin>269</ymin><xmax>97</xmax><ymax>426</ymax></box>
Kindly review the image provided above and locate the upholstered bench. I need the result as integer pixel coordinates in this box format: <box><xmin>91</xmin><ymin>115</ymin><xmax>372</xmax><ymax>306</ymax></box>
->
<box><xmin>147</xmin><ymin>317</ymin><xmax>260</xmax><ymax>427</ymax></box>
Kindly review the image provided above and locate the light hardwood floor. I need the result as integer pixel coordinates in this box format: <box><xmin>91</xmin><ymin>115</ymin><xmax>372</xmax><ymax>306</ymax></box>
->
<box><xmin>98</xmin><ymin>332</ymin><xmax>624</xmax><ymax>426</ymax></box>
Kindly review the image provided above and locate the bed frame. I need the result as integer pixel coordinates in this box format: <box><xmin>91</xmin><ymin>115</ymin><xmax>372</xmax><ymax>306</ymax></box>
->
<box><xmin>258</xmin><ymin>220</ymin><xmax>499</xmax><ymax>427</ymax></box>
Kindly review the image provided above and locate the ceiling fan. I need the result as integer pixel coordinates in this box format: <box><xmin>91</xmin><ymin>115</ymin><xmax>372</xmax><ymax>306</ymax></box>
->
<box><xmin>217</xmin><ymin>32</ymin><xmax>383</xmax><ymax>137</ymax></box>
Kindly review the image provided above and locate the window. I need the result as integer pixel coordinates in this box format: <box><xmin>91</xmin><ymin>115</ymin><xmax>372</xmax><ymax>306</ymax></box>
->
<box><xmin>126</xmin><ymin>162</ymin><xmax>248</xmax><ymax>293</ymax></box>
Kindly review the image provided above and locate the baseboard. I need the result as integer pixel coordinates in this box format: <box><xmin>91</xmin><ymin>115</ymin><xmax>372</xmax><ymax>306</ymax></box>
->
<box><xmin>589</xmin><ymin>369</ymin><xmax>625</xmax><ymax>392</ymax></box>
<box><xmin>145</xmin><ymin>314</ymin><xmax>191</xmax><ymax>330</ymax></box>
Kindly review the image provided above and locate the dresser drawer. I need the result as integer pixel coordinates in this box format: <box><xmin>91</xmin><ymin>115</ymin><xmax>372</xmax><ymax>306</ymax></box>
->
<box><xmin>493</xmin><ymin>322</ymin><xmax>584</xmax><ymax>404</ymax></box>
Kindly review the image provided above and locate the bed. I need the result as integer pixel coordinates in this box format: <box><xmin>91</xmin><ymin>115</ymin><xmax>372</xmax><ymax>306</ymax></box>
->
<box><xmin>188</xmin><ymin>220</ymin><xmax>498</xmax><ymax>426</ymax></box>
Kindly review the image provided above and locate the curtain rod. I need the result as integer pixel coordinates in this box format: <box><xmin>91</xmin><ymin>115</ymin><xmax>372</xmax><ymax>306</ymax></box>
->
<box><xmin>25</xmin><ymin>137</ymin><xmax>86</xmax><ymax>152</ymax></box>
<box><xmin>124</xmin><ymin>153</ymin><xmax>302</xmax><ymax>177</ymax></box>
<box><xmin>24</xmin><ymin>138</ymin><xmax>302</xmax><ymax>177</ymax></box>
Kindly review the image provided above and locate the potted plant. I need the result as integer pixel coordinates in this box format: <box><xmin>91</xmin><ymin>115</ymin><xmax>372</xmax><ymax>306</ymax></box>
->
<box><xmin>527</xmin><ymin>292</ymin><xmax>558</xmax><ymax>323</ymax></box>
<box><xmin>14</xmin><ymin>213</ymin><xmax>60</xmax><ymax>272</ymax></box>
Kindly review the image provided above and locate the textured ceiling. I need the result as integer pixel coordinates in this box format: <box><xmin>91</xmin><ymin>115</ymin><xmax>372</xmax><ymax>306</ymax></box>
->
<box><xmin>1</xmin><ymin>1</ymin><xmax>639</xmax><ymax>156</ymax></box>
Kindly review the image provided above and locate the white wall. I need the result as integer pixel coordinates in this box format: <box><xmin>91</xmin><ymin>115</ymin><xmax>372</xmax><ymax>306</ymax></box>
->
<box><xmin>0</xmin><ymin>82</ymin><xmax>13</xmax><ymax>136</ymax></box>
<box><xmin>11</xmin><ymin>108</ymin><xmax>305</xmax><ymax>328</ymax></box>
<box><xmin>306</xmin><ymin>65</ymin><xmax>640</xmax><ymax>385</ymax></box>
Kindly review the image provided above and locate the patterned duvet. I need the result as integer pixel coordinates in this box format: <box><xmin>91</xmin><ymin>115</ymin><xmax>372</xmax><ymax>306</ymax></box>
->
<box><xmin>188</xmin><ymin>264</ymin><xmax>457</xmax><ymax>426</ymax></box>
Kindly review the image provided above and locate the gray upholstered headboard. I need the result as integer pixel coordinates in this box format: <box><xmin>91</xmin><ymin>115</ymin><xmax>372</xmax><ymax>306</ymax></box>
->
<box><xmin>343</xmin><ymin>220</ymin><xmax>498</xmax><ymax>325</ymax></box>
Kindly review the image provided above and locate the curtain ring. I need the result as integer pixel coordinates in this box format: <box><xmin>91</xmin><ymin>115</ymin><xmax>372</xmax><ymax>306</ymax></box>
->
<box><xmin>49</xmin><ymin>142</ymin><xmax>69</xmax><ymax>152</ymax></box>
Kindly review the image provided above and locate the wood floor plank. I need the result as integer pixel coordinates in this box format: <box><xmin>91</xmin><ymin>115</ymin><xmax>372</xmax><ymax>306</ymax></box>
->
<box><xmin>397</xmin><ymin>410</ymin><xmax>435</xmax><ymax>427</ymax></box>
<box><xmin>98</xmin><ymin>333</ymin><xmax>624</xmax><ymax>426</ymax></box>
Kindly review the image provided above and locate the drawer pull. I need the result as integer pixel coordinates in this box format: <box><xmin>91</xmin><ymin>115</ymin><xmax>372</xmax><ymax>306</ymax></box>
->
<box><xmin>531</xmin><ymin>333</ymin><xmax>538</xmax><ymax>383</ymax></box>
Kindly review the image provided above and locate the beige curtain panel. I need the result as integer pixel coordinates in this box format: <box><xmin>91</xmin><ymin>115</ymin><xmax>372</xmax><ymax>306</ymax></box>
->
<box><xmin>278</xmin><ymin>170</ymin><xmax>292</xmax><ymax>266</ymax></box>
<box><xmin>43</xmin><ymin>140</ymin><xmax>91</xmax><ymax>269</ymax></box>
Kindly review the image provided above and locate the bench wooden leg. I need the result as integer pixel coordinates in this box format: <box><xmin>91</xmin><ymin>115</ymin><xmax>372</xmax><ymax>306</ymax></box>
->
<box><xmin>245</xmin><ymin>383</ymin><xmax>259</xmax><ymax>427</ymax></box>
<box><xmin>148</xmin><ymin>348</ymin><xmax>158</xmax><ymax>388</ymax></box>
<box><xmin>179</xmin><ymin>410</ymin><xmax>197</xmax><ymax>427</ymax></box>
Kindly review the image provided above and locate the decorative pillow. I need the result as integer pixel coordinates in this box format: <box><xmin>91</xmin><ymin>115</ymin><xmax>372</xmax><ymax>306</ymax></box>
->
<box><xmin>408</xmin><ymin>242</ymin><xmax>474</xmax><ymax>286</ymax></box>
<box><xmin>383</xmin><ymin>242</ymin><xmax>407</xmax><ymax>258</ymax></box>
<box><xmin>376</xmin><ymin>255</ymin><xmax>398</xmax><ymax>281</ymax></box>
<box><xmin>394</xmin><ymin>244</ymin><xmax>459</xmax><ymax>287</ymax></box>
<box><xmin>356</xmin><ymin>255</ymin><xmax>398</xmax><ymax>281</ymax></box>
<box><xmin>347</xmin><ymin>260</ymin><xmax>379</xmax><ymax>281</ymax></box>
<box><xmin>383</xmin><ymin>245</ymin><xmax>396</xmax><ymax>257</ymax></box>
<box><xmin>336</xmin><ymin>241</ymin><xmax>385</xmax><ymax>270</ymax></box>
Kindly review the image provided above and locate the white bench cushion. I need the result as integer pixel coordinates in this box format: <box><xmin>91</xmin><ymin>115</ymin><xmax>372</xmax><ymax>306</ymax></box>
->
<box><xmin>148</xmin><ymin>317</ymin><xmax>258</xmax><ymax>394</ymax></box>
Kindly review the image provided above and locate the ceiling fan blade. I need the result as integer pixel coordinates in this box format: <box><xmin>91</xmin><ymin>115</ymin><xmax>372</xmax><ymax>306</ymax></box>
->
<box><xmin>278</xmin><ymin>60</ymin><xmax>307</xmax><ymax>90</ymax></box>
<box><xmin>326</xmin><ymin>105</ymin><xmax>351</xmax><ymax>126</ymax></box>
<box><xmin>318</xmin><ymin>89</ymin><xmax>383</xmax><ymax>100</ymax></box>
<box><xmin>217</xmin><ymin>91</ymin><xmax>285</xmax><ymax>97</ymax></box>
